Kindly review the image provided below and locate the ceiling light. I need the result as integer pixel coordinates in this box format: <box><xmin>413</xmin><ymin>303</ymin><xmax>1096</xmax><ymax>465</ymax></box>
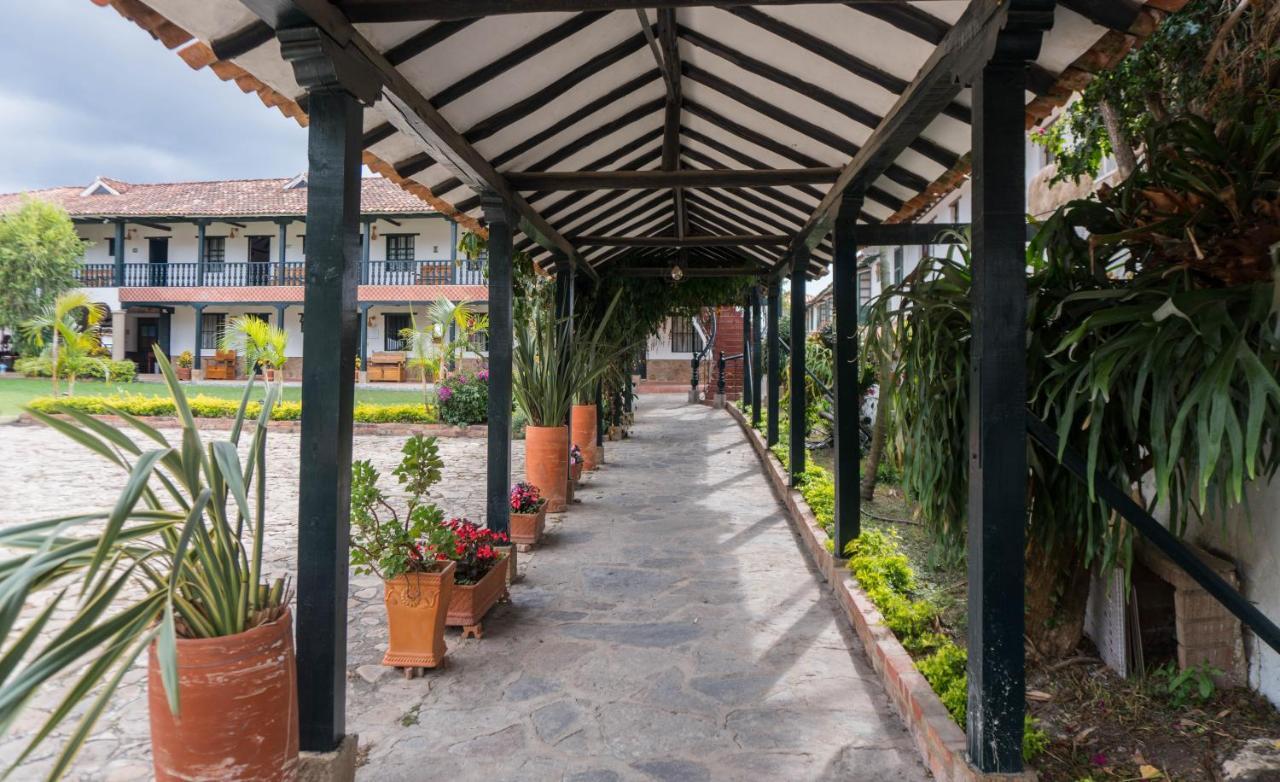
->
<box><xmin>670</xmin><ymin>264</ymin><xmax>684</xmax><ymax>282</ymax></box>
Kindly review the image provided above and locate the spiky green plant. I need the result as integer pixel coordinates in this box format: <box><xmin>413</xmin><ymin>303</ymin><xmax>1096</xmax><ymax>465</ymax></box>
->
<box><xmin>513</xmin><ymin>290</ymin><xmax>629</xmax><ymax>427</ymax></box>
<box><xmin>219</xmin><ymin>314</ymin><xmax>288</xmax><ymax>384</ymax></box>
<box><xmin>0</xmin><ymin>346</ymin><xmax>287</xmax><ymax>779</ymax></box>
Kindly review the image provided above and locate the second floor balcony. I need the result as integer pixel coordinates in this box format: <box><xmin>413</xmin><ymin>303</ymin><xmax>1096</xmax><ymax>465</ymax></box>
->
<box><xmin>75</xmin><ymin>259</ymin><xmax>488</xmax><ymax>288</ymax></box>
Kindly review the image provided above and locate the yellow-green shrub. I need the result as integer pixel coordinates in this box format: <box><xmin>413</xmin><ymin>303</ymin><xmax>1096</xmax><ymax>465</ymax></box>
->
<box><xmin>28</xmin><ymin>394</ymin><xmax>438</xmax><ymax>424</ymax></box>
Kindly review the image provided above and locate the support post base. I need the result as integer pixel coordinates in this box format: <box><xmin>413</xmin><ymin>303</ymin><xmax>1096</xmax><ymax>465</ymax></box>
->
<box><xmin>687</xmin><ymin>389</ymin><xmax>700</xmax><ymax>404</ymax></box>
<box><xmin>298</xmin><ymin>734</ymin><xmax>359</xmax><ymax>782</ymax></box>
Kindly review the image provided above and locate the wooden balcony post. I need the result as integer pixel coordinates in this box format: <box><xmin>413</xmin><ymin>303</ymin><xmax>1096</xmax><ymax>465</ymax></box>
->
<box><xmin>196</xmin><ymin>221</ymin><xmax>207</xmax><ymax>287</ymax></box>
<box><xmin>277</xmin><ymin>220</ymin><xmax>288</xmax><ymax>284</ymax></box>
<box><xmin>766</xmin><ymin>282</ymin><xmax>780</xmax><ymax>448</ymax></box>
<box><xmin>751</xmin><ymin>286</ymin><xmax>762</xmax><ymax>428</ymax></box>
<box><xmin>113</xmin><ymin>221</ymin><xmax>125</xmax><ymax>286</ymax></box>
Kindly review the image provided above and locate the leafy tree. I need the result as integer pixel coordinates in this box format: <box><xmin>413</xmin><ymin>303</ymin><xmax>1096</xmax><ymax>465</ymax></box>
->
<box><xmin>0</xmin><ymin>199</ymin><xmax>85</xmax><ymax>341</ymax></box>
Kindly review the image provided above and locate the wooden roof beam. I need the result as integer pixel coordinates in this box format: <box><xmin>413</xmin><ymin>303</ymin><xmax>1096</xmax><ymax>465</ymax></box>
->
<box><xmin>506</xmin><ymin>167</ymin><xmax>841</xmax><ymax>190</ymax></box>
<box><xmin>338</xmin><ymin>1</ymin><xmax>859</xmax><ymax>23</ymax></box>
<box><xmin>570</xmin><ymin>234</ymin><xmax>790</xmax><ymax>247</ymax></box>
<box><xmin>786</xmin><ymin>0</ymin><xmax>1037</xmax><ymax>263</ymax></box>
<box><xmin>243</xmin><ymin>0</ymin><xmax>595</xmax><ymax>279</ymax></box>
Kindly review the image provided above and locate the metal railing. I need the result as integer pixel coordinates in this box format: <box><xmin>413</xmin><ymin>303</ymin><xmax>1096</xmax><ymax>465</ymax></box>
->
<box><xmin>84</xmin><ymin>258</ymin><xmax>487</xmax><ymax>287</ymax></box>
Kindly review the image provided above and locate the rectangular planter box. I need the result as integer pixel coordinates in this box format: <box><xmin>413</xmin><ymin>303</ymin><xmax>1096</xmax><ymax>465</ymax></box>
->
<box><xmin>446</xmin><ymin>554</ymin><xmax>510</xmax><ymax>629</ymax></box>
<box><xmin>509</xmin><ymin>507</ymin><xmax>547</xmax><ymax>547</ymax></box>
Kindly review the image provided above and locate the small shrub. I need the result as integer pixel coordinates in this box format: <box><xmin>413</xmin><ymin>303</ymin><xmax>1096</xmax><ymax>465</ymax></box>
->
<box><xmin>1149</xmin><ymin>661</ymin><xmax>1221</xmax><ymax>708</ymax></box>
<box><xmin>1023</xmin><ymin>716</ymin><xmax>1050</xmax><ymax>761</ymax></box>
<box><xmin>917</xmin><ymin>642</ymin><xmax>968</xmax><ymax>726</ymax></box>
<box><xmin>16</xmin><ymin>357</ymin><xmax>137</xmax><ymax>383</ymax></box>
<box><xmin>438</xmin><ymin>371</ymin><xmax>488</xmax><ymax>426</ymax></box>
<box><xmin>28</xmin><ymin>394</ymin><xmax>438</xmax><ymax>423</ymax></box>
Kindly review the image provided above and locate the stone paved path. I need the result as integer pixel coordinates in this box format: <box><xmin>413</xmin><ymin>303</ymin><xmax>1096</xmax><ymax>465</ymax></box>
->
<box><xmin>0</xmin><ymin>394</ymin><xmax>928</xmax><ymax>781</ymax></box>
<box><xmin>354</xmin><ymin>395</ymin><xmax>928</xmax><ymax>781</ymax></box>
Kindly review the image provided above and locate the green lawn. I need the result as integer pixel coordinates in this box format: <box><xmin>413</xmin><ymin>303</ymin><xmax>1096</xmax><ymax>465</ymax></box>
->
<box><xmin>0</xmin><ymin>377</ymin><xmax>431</xmax><ymax>416</ymax></box>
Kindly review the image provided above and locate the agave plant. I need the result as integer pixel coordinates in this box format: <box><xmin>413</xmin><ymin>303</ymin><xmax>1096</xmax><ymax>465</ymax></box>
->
<box><xmin>0</xmin><ymin>346</ymin><xmax>287</xmax><ymax>778</ymax></box>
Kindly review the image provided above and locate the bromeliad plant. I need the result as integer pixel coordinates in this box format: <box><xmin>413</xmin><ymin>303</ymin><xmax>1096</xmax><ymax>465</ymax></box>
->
<box><xmin>0</xmin><ymin>346</ymin><xmax>288</xmax><ymax>777</ymax></box>
<box><xmin>349</xmin><ymin>435</ymin><xmax>456</xmax><ymax>580</ymax></box>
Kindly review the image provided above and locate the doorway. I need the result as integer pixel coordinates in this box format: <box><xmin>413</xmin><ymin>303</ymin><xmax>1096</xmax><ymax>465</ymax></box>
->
<box><xmin>148</xmin><ymin>237</ymin><xmax>169</xmax><ymax>286</ymax></box>
<box><xmin>136</xmin><ymin>319</ymin><xmax>160</xmax><ymax>373</ymax></box>
<box><xmin>248</xmin><ymin>236</ymin><xmax>272</xmax><ymax>285</ymax></box>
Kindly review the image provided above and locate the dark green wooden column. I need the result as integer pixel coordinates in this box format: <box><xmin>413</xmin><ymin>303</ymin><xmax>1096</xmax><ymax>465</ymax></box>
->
<box><xmin>358</xmin><ymin>303</ymin><xmax>371</xmax><ymax>371</ymax></box>
<box><xmin>483</xmin><ymin>194</ymin><xmax>514</xmax><ymax>536</ymax></box>
<box><xmin>113</xmin><ymin>221</ymin><xmax>125</xmax><ymax>286</ymax></box>
<box><xmin>277</xmin><ymin>220</ymin><xmax>289</xmax><ymax>283</ymax></box>
<box><xmin>766</xmin><ymin>282</ymin><xmax>781</xmax><ymax>447</ymax></box>
<box><xmin>788</xmin><ymin>248</ymin><xmax>808</xmax><ymax>484</ymax></box>
<box><xmin>196</xmin><ymin>221</ymin><xmax>207</xmax><ymax>286</ymax></box>
<box><xmin>192</xmin><ymin>304</ymin><xmax>204</xmax><ymax>371</ymax></box>
<box><xmin>360</xmin><ymin>219</ymin><xmax>372</xmax><ymax>283</ymax></box>
<box><xmin>832</xmin><ymin>193</ymin><xmax>863</xmax><ymax>557</ymax></box>
<box><xmin>965</xmin><ymin>3</ymin><xmax>1053</xmax><ymax>772</ymax></box>
<box><xmin>294</xmin><ymin>85</ymin><xmax>362</xmax><ymax>753</ymax></box>
<box><xmin>751</xmin><ymin>286</ymin><xmax>762</xmax><ymax>428</ymax></box>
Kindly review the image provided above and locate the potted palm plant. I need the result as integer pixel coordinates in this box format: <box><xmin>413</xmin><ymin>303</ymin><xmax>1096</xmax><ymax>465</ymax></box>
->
<box><xmin>513</xmin><ymin>291</ymin><xmax>625</xmax><ymax>511</ymax></box>
<box><xmin>349</xmin><ymin>435</ymin><xmax>457</xmax><ymax>677</ymax></box>
<box><xmin>4</xmin><ymin>346</ymin><xmax>297</xmax><ymax>781</ymax></box>
<box><xmin>219</xmin><ymin>315</ymin><xmax>288</xmax><ymax>386</ymax></box>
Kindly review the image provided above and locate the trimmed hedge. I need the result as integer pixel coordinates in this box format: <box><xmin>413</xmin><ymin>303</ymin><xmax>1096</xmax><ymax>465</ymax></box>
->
<box><xmin>27</xmin><ymin>394</ymin><xmax>439</xmax><ymax>424</ymax></box>
<box><xmin>15</xmin><ymin>358</ymin><xmax>138</xmax><ymax>383</ymax></box>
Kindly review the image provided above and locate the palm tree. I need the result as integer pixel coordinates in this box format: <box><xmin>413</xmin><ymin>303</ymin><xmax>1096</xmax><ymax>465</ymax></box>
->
<box><xmin>20</xmin><ymin>291</ymin><xmax>105</xmax><ymax>396</ymax></box>
<box><xmin>401</xmin><ymin>308</ymin><xmax>442</xmax><ymax>408</ymax></box>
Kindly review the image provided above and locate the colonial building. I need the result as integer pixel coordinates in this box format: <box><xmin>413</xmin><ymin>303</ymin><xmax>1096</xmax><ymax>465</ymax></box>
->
<box><xmin>0</xmin><ymin>175</ymin><xmax>485</xmax><ymax>379</ymax></box>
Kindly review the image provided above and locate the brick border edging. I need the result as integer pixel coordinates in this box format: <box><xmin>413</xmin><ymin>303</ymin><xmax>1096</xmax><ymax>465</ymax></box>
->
<box><xmin>13</xmin><ymin>412</ymin><xmax>486</xmax><ymax>438</ymax></box>
<box><xmin>724</xmin><ymin>404</ymin><xmax>1036</xmax><ymax>782</ymax></box>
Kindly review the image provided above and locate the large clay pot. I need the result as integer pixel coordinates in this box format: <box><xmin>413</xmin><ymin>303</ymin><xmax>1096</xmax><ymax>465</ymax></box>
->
<box><xmin>148</xmin><ymin>610</ymin><xmax>299</xmax><ymax>782</ymax></box>
<box><xmin>570</xmin><ymin>462</ymin><xmax>584</xmax><ymax>482</ymax></box>
<box><xmin>525</xmin><ymin>425</ymin><xmax>569</xmax><ymax>512</ymax></box>
<box><xmin>383</xmin><ymin>561</ymin><xmax>456</xmax><ymax>671</ymax></box>
<box><xmin>571</xmin><ymin>404</ymin><xmax>600</xmax><ymax>470</ymax></box>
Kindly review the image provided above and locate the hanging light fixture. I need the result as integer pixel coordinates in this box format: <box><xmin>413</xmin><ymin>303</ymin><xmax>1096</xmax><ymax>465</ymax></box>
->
<box><xmin>669</xmin><ymin>263</ymin><xmax>684</xmax><ymax>282</ymax></box>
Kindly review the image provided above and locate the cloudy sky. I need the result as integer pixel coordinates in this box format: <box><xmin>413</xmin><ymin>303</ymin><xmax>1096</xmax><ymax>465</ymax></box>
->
<box><xmin>0</xmin><ymin>0</ymin><xmax>308</xmax><ymax>194</ymax></box>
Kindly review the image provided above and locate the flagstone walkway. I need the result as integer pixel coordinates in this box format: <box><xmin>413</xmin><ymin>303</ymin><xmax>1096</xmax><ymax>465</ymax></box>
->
<box><xmin>0</xmin><ymin>394</ymin><xmax>927</xmax><ymax>781</ymax></box>
<box><xmin>351</xmin><ymin>394</ymin><xmax>928</xmax><ymax>781</ymax></box>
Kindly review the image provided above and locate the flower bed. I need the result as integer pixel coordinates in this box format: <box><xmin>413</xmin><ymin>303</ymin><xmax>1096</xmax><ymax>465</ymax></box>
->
<box><xmin>27</xmin><ymin>394</ymin><xmax>439</xmax><ymax>423</ymax></box>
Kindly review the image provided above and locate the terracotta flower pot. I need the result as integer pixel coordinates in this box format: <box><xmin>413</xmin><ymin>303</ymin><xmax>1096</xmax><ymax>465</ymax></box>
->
<box><xmin>525</xmin><ymin>425</ymin><xmax>568</xmax><ymax>512</ymax></box>
<box><xmin>570</xmin><ymin>462</ymin><xmax>584</xmax><ymax>482</ymax></box>
<box><xmin>383</xmin><ymin>561</ymin><xmax>455</xmax><ymax>672</ymax></box>
<box><xmin>176</xmin><ymin>367</ymin><xmax>192</xmax><ymax>381</ymax></box>
<box><xmin>147</xmin><ymin>610</ymin><xmax>299</xmax><ymax>782</ymax></box>
<box><xmin>447</xmin><ymin>554</ymin><xmax>510</xmax><ymax>638</ymax></box>
<box><xmin>509</xmin><ymin>506</ymin><xmax>546</xmax><ymax>547</ymax></box>
<box><xmin>571</xmin><ymin>404</ymin><xmax>601</xmax><ymax>470</ymax></box>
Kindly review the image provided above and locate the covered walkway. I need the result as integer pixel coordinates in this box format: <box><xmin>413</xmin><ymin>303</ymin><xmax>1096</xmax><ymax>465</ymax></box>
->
<box><xmin>354</xmin><ymin>394</ymin><xmax>926</xmax><ymax>781</ymax></box>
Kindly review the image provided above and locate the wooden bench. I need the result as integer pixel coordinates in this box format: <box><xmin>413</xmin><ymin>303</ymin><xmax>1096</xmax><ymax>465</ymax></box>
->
<box><xmin>203</xmin><ymin>350</ymin><xmax>237</xmax><ymax>380</ymax></box>
<box><xmin>367</xmin><ymin>351</ymin><xmax>406</xmax><ymax>382</ymax></box>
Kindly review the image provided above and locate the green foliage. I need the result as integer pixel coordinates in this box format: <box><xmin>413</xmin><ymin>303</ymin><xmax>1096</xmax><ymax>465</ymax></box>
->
<box><xmin>794</xmin><ymin>463</ymin><xmax>835</xmax><ymax>534</ymax></box>
<box><xmin>438</xmin><ymin>372</ymin><xmax>488</xmax><ymax>426</ymax></box>
<box><xmin>0</xmin><ymin>199</ymin><xmax>84</xmax><ymax>337</ymax></box>
<box><xmin>349</xmin><ymin>435</ymin><xmax>454</xmax><ymax>580</ymax></box>
<box><xmin>867</xmin><ymin>105</ymin><xmax>1280</xmax><ymax>574</ymax></box>
<box><xmin>218</xmin><ymin>314</ymin><xmax>287</xmax><ymax>379</ymax></box>
<box><xmin>15</xmin><ymin>357</ymin><xmax>137</xmax><ymax>383</ymax></box>
<box><xmin>1023</xmin><ymin>716</ymin><xmax>1050</xmax><ymax>762</ymax></box>
<box><xmin>917</xmin><ymin>643</ymin><xmax>968</xmax><ymax>726</ymax></box>
<box><xmin>28</xmin><ymin>394</ymin><xmax>439</xmax><ymax>423</ymax></box>
<box><xmin>3</xmin><ymin>348</ymin><xmax>288</xmax><ymax>776</ymax></box>
<box><xmin>21</xmin><ymin>290</ymin><xmax>111</xmax><ymax>395</ymax></box>
<box><xmin>1149</xmin><ymin>661</ymin><xmax>1221</xmax><ymax>708</ymax></box>
<box><xmin>1033</xmin><ymin>0</ymin><xmax>1278</xmax><ymax>183</ymax></box>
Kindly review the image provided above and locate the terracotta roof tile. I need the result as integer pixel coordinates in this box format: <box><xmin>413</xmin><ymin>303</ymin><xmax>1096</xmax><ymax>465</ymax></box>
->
<box><xmin>0</xmin><ymin>176</ymin><xmax>436</xmax><ymax>219</ymax></box>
